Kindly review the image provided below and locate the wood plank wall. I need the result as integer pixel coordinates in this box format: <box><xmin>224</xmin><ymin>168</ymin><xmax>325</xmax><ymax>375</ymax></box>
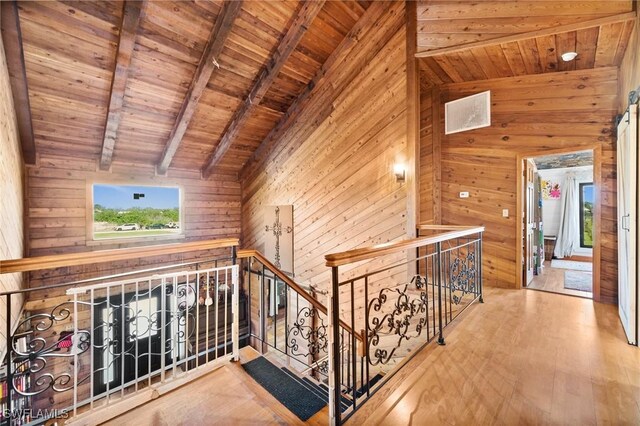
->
<box><xmin>419</xmin><ymin>88</ymin><xmax>434</xmax><ymax>224</ymax></box>
<box><xmin>241</xmin><ymin>1</ymin><xmax>408</xmax><ymax>292</ymax></box>
<box><xmin>429</xmin><ymin>67</ymin><xmax>619</xmax><ymax>302</ymax></box>
<box><xmin>0</xmin><ymin>26</ymin><xmax>25</xmax><ymax>358</ymax></box>
<box><xmin>619</xmin><ymin>10</ymin><xmax>639</xmax><ymax>111</ymax></box>
<box><xmin>25</xmin><ymin>155</ymin><xmax>241</xmax><ymax>278</ymax></box>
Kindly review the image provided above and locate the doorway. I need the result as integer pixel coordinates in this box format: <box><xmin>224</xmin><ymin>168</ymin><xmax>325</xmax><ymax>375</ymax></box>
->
<box><xmin>520</xmin><ymin>150</ymin><xmax>595</xmax><ymax>299</ymax></box>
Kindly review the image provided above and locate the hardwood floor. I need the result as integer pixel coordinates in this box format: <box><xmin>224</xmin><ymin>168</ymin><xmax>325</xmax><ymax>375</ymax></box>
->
<box><xmin>348</xmin><ymin>287</ymin><xmax>640</xmax><ymax>425</ymax></box>
<box><xmin>526</xmin><ymin>260</ymin><xmax>593</xmax><ymax>299</ymax></box>
<box><xmin>102</xmin><ymin>287</ymin><xmax>640</xmax><ymax>425</ymax></box>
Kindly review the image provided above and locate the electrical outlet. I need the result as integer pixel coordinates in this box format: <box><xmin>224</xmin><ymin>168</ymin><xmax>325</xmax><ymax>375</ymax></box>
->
<box><xmin>459</xmin><ymin>191</ymin><xmax>469</xmax><ymax>198</ymax></box>
<box><xmin>502</xmin><ymin>209</ymin><xmax>509</xmax><ymax>218</ymax></box>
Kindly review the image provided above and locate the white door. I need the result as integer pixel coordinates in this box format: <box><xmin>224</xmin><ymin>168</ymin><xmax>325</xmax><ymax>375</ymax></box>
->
<box><xmin>617</xmin><ymin>104</ymin><xmax>637</xmax><ymax>345</ymax></box>
<box><xmin>525</xmin><ymin>160</ymin><xmax>536</xmax><ymax>285</ymax></box>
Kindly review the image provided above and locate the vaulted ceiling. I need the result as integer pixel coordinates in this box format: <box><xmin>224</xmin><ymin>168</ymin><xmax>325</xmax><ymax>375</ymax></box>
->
<box><xmin>416</xmin><ymin>0</ymin><xmax>636</xmax><ymax>86</ymax></box>
<box><xmin>3</xmin><ymin>1</ymin><xmax>637</xmax><ymax>177</ymax></box>
<box><xmin>5</xmin><ymin>0</ymin><xmax>370</xmax><ymax>176</ymax></box>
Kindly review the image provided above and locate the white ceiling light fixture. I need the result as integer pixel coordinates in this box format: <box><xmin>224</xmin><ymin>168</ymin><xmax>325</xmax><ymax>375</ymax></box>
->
<box><xmin>561</xmin><ymin>51</ymin><xmax>578</xmax><ymax>62</ymax></box>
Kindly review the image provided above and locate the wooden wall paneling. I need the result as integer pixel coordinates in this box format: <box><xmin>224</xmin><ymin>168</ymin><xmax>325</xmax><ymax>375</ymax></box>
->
<box><xmin>1</xmin><ymin>0</ymin><xmax>36</xmax><ymax>164</ymax></box>
<box><xmin>419</xmin><ymin>87</ymin><xmax>433</xmax><ymax>223</ymax></box>
<box><xmin>240</xmin><ymin>1</ymin><xmax>396</xmax><ymax>183</ymax></box>
<box><xmin>618</xmin><ymin>8</ymin><xmax>639</xmax><ymax>112</ymax></box>
<box><xmin>436</xmin><ymin>68</ymin><xmax>618</xmax><ymax>301</ymax></box>
<box><xmin>201</xmin><ymin>0</ymin><xmax>326</xmax><ymax>178</ymax></box>
<box><xmin>432</xmin><ymin>87</ymin><xmax>441</xmax><ymax>224</ymax></box>
<box><xmin>99</xmin><ymin>1</ymin><xmax>144</xmax><ymax>171</ymax></box>
<box><xmin>240</xmin><ymin>1</ymin><xmax>407</xmax><ymax>293</ymax></box>
<box><xmin>0</xmin><ymin>23</ymin><xmax>26</xmax><ymax>358</ymax></box>
<box><xmin>155</xmin><ymin>0</ymin><xmax>243</xmax><ymax>175</ymax></box>
<box><xmin>406</xmin><ymin>0</ymin><xmax>420</xmax><ymax>235</ymax></box>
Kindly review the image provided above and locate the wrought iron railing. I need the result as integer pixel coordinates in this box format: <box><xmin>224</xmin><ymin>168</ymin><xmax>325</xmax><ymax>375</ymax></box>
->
<box><xmin>0</xmin><ymin>239</ymin><xmax>240</xmax><ymax>426</ymax></box>
<box><xmin>325</xmin><ymin>225</ymin><xmax>485</xmax><ymax>424</ymax></box>
<box><xmin>237</xmin><ymin>250</ymin><xmax>361</xmax><ymax>399</ymax></box>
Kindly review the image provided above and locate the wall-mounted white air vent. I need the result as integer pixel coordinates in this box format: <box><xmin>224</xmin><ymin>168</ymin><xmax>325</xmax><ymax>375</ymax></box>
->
<box><xmin>445</xmin><ymin>90</ymin><xmax>491</xmax><ymax>135</ymax></box>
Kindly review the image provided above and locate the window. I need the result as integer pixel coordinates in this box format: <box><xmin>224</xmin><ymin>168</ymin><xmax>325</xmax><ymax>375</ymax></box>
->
<box><xmin>579</xmin><ymin>183</ymin><xmax>594</xmax><ymax>248</ymax></box>
<box><xmin>92</xmin><ymin>184</ymin><xmax>181</xmax><ymax>240</ymax></box>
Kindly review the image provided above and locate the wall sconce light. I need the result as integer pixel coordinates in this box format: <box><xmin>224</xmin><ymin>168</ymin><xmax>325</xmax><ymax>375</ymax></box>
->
<box><xmin>393</xmin><ymin>163</ymin><xmax>406</xmax><ymax>183</ymax></box>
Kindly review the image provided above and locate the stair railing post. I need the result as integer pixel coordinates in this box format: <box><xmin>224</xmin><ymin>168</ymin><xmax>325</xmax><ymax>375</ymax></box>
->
<box><xmin>328</xmin><ymin>266</ymin><xmax>341</xmax><ymax>425</ymax></box>
<box><xmin>436</xmin><ymin>241</ymin><xmax>445</xmax><ymax>345</ymax></box>
<box><xmin>232</xmin><ymin>264</ymin><xmax>240</xmax><ymax>361</ymax></box>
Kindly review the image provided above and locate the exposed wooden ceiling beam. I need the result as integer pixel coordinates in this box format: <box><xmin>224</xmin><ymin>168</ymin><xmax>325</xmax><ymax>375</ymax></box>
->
<box><xmin>156</xmin><ymin>0</ymin><xmax>243</xmax><ymax>175</ymax></box>
<box><xmin>1</xmin><ymin>0</ymin><xmax>36</xmax><ymax>164</ymax></box>
<box><xmin>415</xmin><ymin>11</ymin><xmax>637</xmax><ymax>58</ymax></box>
<box><xmin>99</xmin><ymin>0</ymin><xmax>144</xmax><ymax>171</ymax></box>
<box><xmin>201</xmin><ymin>0</ymin><xmax>326</xmax><ymax>179</ymax></box>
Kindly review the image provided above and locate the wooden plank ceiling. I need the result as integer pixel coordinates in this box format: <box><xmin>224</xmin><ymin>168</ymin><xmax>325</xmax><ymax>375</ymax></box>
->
<box><xmin>416</xmin><ymin>0</ymin><xmax>636</xmax><ymax>85</ymax></box>
<box><xmin>14</xmin><ymin>0</ymin><xmax>370</xmax><ymax>175</ymax></box>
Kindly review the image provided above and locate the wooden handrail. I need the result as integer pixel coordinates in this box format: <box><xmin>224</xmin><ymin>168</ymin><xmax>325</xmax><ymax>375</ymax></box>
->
<box><xmin>0</xmin><ymin>238</ymin><xmax>239</xmax><ymax>274</ymax></box>
<box><xmin>237</xmin><ymin>249</ymin><xmax>363</xmax><ymax>342</ymax></box>
<box><xmin>324</xmin><ymin>226</ymin><xmax>485</xmax><ymax>267</ymax></box>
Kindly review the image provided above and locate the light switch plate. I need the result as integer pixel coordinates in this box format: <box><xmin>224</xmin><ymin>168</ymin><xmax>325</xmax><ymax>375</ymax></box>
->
<box><xmin>502</xmin><ymin>209</ymin><xmax>509</xmax><ymax>218</ymax></box>
<box><xmin>459</xmin><ymin>191</ymin><xmax>469</xmax><ymax>198</ymax></box>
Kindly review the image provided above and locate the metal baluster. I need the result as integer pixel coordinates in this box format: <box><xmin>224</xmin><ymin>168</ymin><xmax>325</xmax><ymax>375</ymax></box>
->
<box><xmin>206</xmin><ymin>270</ymin><xmax>211</xmax><ymax>363</ymax></box>
<box><xmin>73</xmin><ymin>291</ymin><xmax>79</xmax><ymax>417</ymax></box>
<box><xmin>432</xmin><ymin>253</ymin><xmax>437</xmax><ymax>338</ymax></box>
<box><xmin>5</xmin><ymin>294</ymin><xmax>12</xmax><ymax>422</ymax></box>
<box><xmin>183</xmin><ymin>274</ymin><xmax>188</xmax><ymax>375</ymax></box>
<box><xmin>147</xmin><ymin>280</ymin><xmax>151</xmax><ymax>388</ymax></box>
<box><xmin>284</xmin><ymin>283</ymin><xmax>288</xmax><ymax>356</ymax></box>
<box><xmin>436</xmin><ymin>242</ymin><xmax>445</xmax><ymax>345</ymax></box>
<box><xmin>172</xmin><ymin>276</ymin><xmax>178</xmax><ymax>379</ymax></box>
<box><xmin>90</xmin><ymin>288</ymin><xmax>95</xmax><ymax>409</ymax></box>
<box><xmin>232</xmin><ymin>265</ymin><xmax>239</xmax><ymax>361</ymax></box>
<box><xmin>224</xmin><ymin>268</ymin><xmax>228</xmax><ymax>357</ymax></box>
<box><xmin>350</xmin><ymin>280</ymin><xmax>356</xmax><ymax>410</ymax></box>
<box><xmin>121</xmin><ymin>282</ymin><xmax>126</xmax><ymax>396</ymax></box>
<box><xmin>248</xmin><ymin>259</ymin><xmax>252</xmax><ymax>339</ymax></box>
<box><xmin>448</xmin><ymin>250</ymin><xmax>453</xmax><ymax>324</ymax></box>
<box><xmin>106</xmin><ymin>285</ymin><xmax>111</xmax><ymax>405</ymax></box>
<box><xmin>425</xmin><ymin>253</ymin><xmax>430</xmax><ymax>341</ymax></box>
<box><xmin>133</xmin><ymin>281</ymin><xmax>139</xmax><ymax>388</ymax></box>
<box><xmin>216</xmin><ymin>268</ymin><xmax>220</xmax><ymax>359</ymax></box>
<box><xmin>329</xmin><ymin>266</ymin><xmax>341</xmax><ymax>425</ymax></box>
<box><xmin>196</xmin><ymin>273</ymin><xmax>200</xmax><ymax>369</ymax></box>
<box><xmin>273</xmin><ymin>278</ymin><xmax>277</xmax><ymax>351</ymax></box>
<box><xmin>260</xmin><ymin>264</ymin><xmax>266</xmax><ymax>352</ymax></box>
<box><xmin>364</xmin><ymin>276</ymin><xmax>370</xmax><ymax>397</ymax></box>
<box><xmin>161</xmin><ymin>278</ymin><xmax>167</xmax><ymax>383</ymax></box>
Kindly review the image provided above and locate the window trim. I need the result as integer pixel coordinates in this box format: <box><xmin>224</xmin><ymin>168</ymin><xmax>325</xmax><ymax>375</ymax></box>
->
<box><xmin>87</xmin><ymin>180</ymin><xmax>185</xmax><ymax>246</ymax></box>
<box><xmin>579</xmin><ymin>182</ymin><xmax>594</xmax><ymax>249</ymax></box>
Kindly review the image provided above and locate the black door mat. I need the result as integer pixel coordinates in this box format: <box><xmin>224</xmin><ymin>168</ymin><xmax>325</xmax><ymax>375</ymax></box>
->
<box><xmin>242</xmin><ymin>357</ymin><xmax>327</xmax><ymax>421</ymax></box>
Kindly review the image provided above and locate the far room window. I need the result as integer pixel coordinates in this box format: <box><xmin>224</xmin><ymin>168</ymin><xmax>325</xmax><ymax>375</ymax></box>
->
<box><xmin>92</xmin><ymin>184</ymin><xmax>181</xmax><ymax>240</ymax></box>
<box><xmin>579</xmin><ymin>183</ymin><xmax>594</xmax><ymax>248</ymax></box>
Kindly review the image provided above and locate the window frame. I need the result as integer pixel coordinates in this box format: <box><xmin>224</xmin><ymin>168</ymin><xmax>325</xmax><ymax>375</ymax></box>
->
<box><xmin>88</xmin><ymin>181</ymin><xmax>185</xmax><ymax>245</ymax></box>
<box><xmin>579</xmin><ymin>182</ymin><xmax>594</xmax><ymax>249</ymax></box>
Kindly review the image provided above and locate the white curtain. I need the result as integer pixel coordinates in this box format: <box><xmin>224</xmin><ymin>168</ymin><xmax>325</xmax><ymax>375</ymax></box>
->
<box><xmin>554</xmin><ymin>176</ymin><xmax>579</xmax><ymax>258</ymax></box>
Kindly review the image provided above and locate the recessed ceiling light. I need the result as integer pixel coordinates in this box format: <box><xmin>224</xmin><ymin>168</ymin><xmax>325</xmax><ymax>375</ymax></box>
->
<box><xmin>561</xmin><ymin>51</ymin><xmax>578</xmax><ymax>62</ymax></box>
